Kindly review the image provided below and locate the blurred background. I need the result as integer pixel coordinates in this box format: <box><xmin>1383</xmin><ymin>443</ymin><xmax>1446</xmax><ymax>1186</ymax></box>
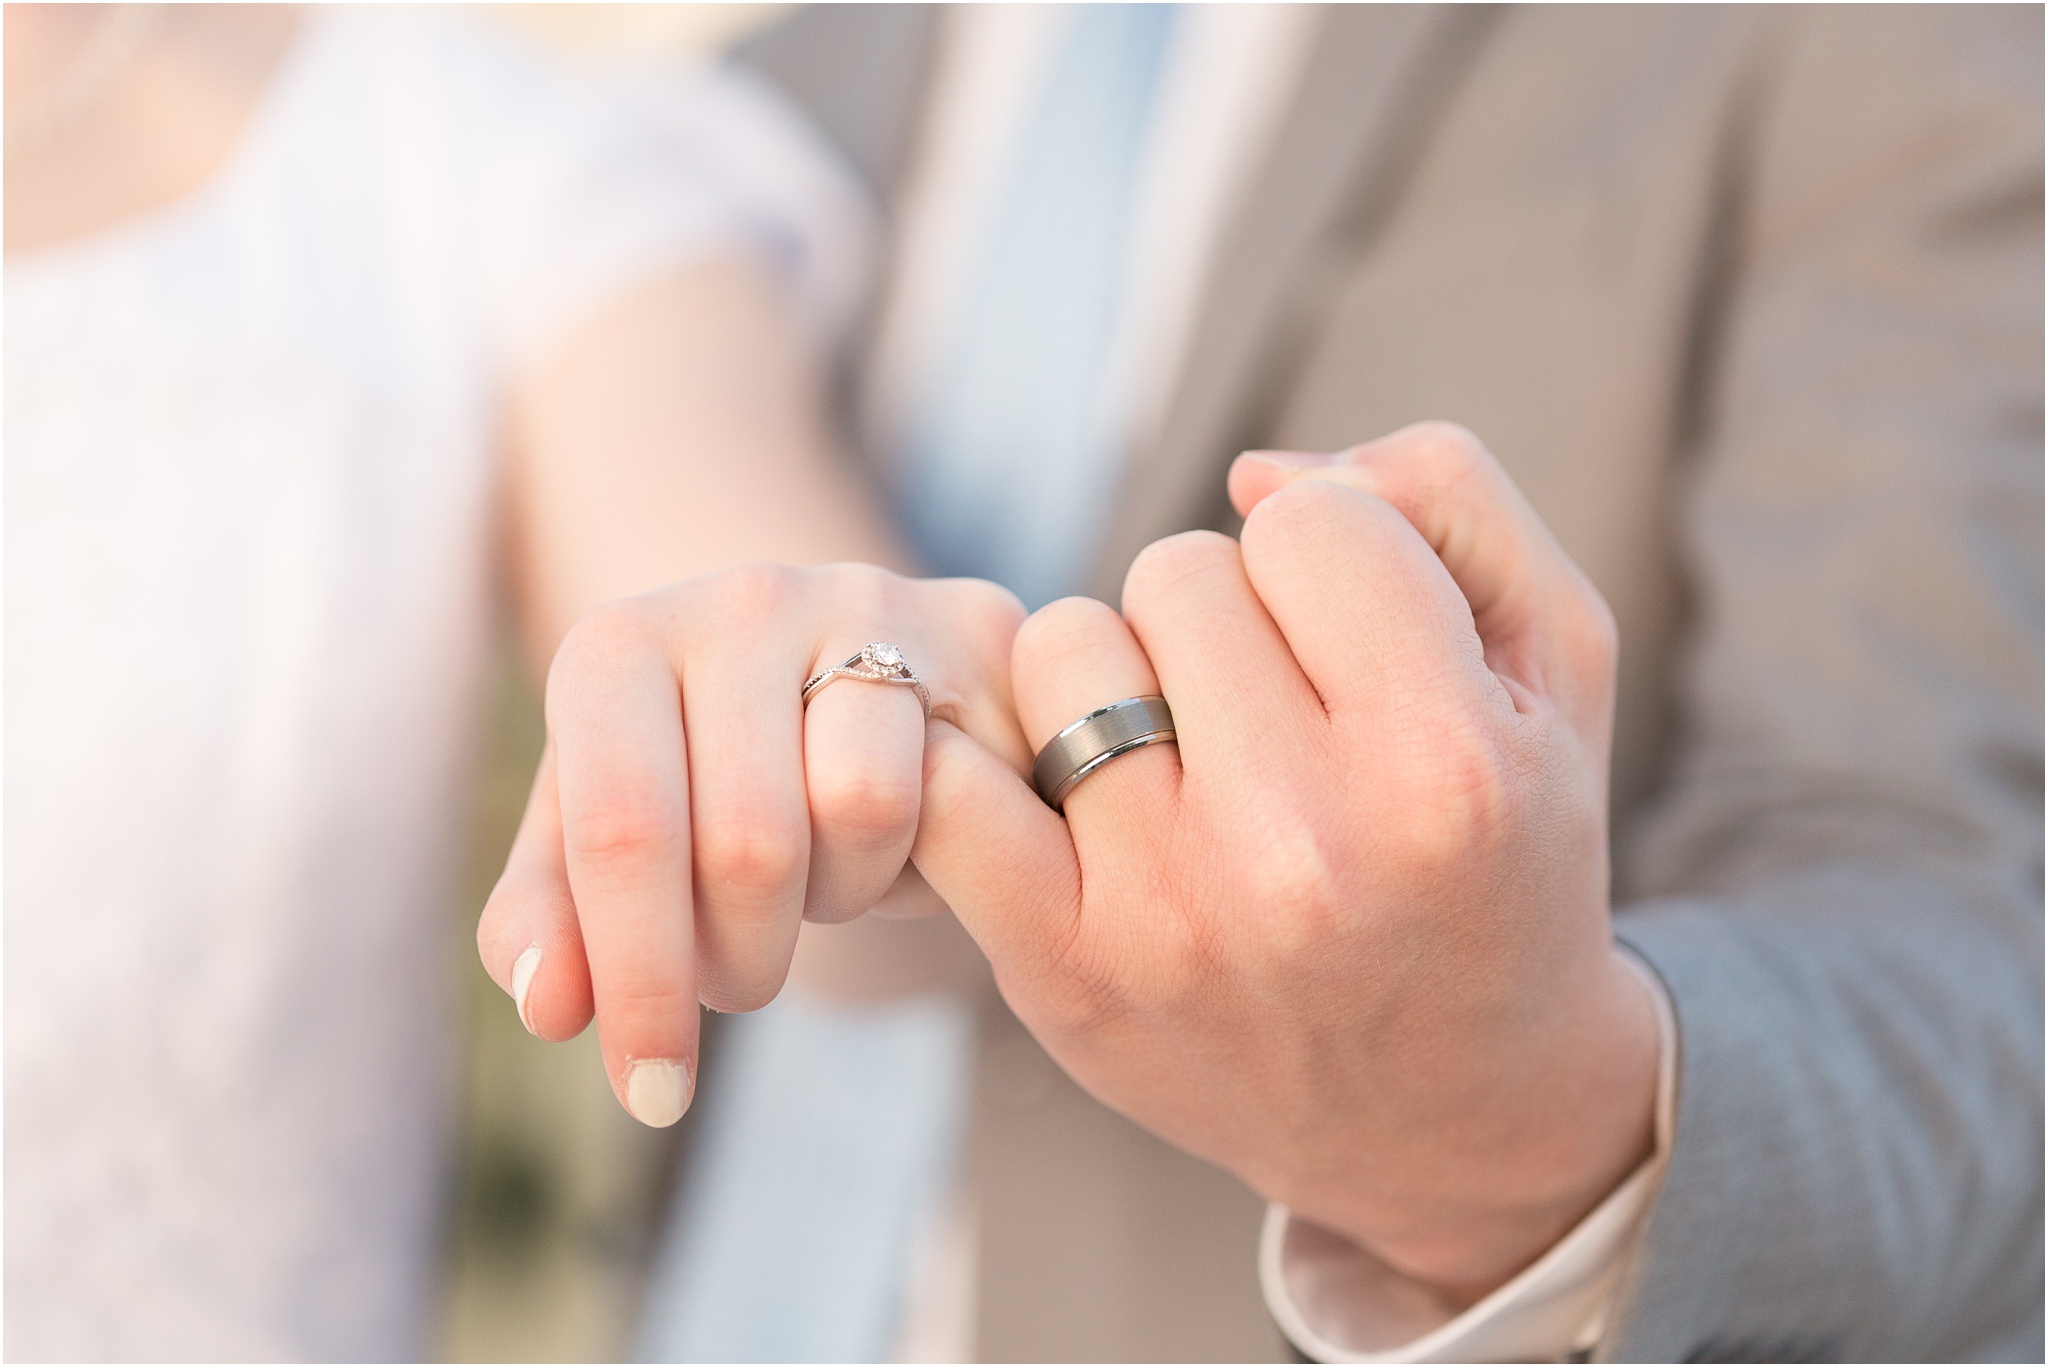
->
<box><xmin>440</xmin><ymin>643</ymin><xmax>656</xmax><ymax>1363</ymax></box>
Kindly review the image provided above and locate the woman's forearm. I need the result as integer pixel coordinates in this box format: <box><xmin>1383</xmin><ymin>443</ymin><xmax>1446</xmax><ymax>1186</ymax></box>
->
<box><xmin>505</xmin><ymin>256</ymin><xmax>908</xmax><ymax>673</ymax></box>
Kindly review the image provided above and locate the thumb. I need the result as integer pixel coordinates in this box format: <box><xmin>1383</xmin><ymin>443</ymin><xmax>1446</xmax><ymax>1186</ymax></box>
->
<box><xmin>913</xmin><ymin>719</ymin><xmax>1082</xmax><ymax>992</ymax></box>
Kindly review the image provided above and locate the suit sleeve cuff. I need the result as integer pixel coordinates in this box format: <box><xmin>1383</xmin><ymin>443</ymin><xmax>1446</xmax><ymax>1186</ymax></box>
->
<box><xmin>1260</xmin><ymin>949</ymin><xmax>1678</xmax><ymax>1363</ymax></box>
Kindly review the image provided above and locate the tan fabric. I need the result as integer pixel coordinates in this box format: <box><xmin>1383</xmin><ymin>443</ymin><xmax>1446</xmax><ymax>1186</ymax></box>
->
<box><xmin>970</xmin><ymin>995</ymin><xmax>1289</xmax><ymax>1363</ymax></box>
<box><xmin>741</xmin><ymin>5</ymin><xmax>2043</xmax><ymax>1360</ymax></box>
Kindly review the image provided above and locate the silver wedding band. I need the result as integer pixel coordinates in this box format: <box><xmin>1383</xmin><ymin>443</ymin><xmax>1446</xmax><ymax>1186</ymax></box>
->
<box><xmin>1032</xmin><ymin>696</ymin><xmax>1177</xmax><ymax>812</ymax></box>
<box><xmin>802</xmin><ymin>642</ymin><xmax>932</xmax><ymax>720</ymax></box>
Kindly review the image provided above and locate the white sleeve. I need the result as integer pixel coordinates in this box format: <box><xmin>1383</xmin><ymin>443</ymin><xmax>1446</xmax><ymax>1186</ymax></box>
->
<box><xmin>376</xmin><ymin>13</ymin><xmax>878</xmax><ymax>380</ymax></box>
<box><xmin>1262</xmin><ymin>953</ymin><xmax>1679</xmax><ymax>1364</ymax></box>
<box><xmin>612</xmin><ymin>61</ymin><xmax>879</xmax><ymax>352</ymax></box>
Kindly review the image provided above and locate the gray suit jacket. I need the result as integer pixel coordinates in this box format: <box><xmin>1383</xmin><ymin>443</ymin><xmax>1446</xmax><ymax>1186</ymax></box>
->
<box><xmin>739</xmin><ymin>6</ymin><xmax>2043</xmax><ymax>1361</ymax></box>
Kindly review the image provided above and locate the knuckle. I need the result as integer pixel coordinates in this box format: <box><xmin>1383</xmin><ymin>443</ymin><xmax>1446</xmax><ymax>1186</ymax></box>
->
<box><xmin>1241</xmin><ymin>823</ymin><xmax>1347</xmax><ymax>926</ymax></box>
<box><xmin>1361</xmin><ymin>420</ymin><xmax>1494</xmax><ymax>511</ymax></box>
<box><xmin>1392</xmin><ymin>723</ymin><xmax>1516</xmax><ymax>870</ymax></box>
<box><xmin>957</xmin><ymin>586</ymin><xmax>1029</xmax><ymax>694</ymax></box>
<box><xmin>1122</xmin><ymin>529</ymin><xmax>1240</xmax><ymax>613</ymax></box>
<box><xmin>694</xmin><ymin>811</ymin><xmax>808</xmax><ymax>900</ymax></box>
<box><xmin>551</xmin><ymin>598</ymin><xmax>656</xmax><ymax>685</ymax></box>
<box><xmin>1406</xmin><ymin>419</ymin><xmax>1489</xmax><ymax>472</ymax></box>
<box><xmin>948</xmin><ymin>577</ymin><xmax>1028</xmax><ymax>640</ymax></box>
<box><xmin>1242</xmin><ymin>472</ymin><xmax>1352</xmax><ymax>538</ymax></box>
<box><xmin>1239</xmin><ymin>478</ymin><xmax>1398</xmax><ymax>581</ymax></box>
<box><xmin>1414</xmin><ymin>423</ymin><xmax>1503</xmax><ymax>513</ymax></box>
<box><xmin>822</xmin><ymin>558</ymin><xmax>896</xmax><ymax>603</ymax></box>
<box><xmin>809</xmin><ymin>761</ymin><xmax>921</xmax><ymax>843</ymax></box>
<box><xmin>709</xmin><ymin>560</ymin><xmax>802</xmax><ymax>621</ymax></box>
<box><xmin>1014</xmin><ymin>595</ymin><xmax>1124</xmax><ymax>674</ymax></box>
<box><xmin>815</xmin><ymin>562</ymin><xmax>934</xmax><ymax>641</ymax></box>
<box><xmin>565</xmin><ymin>795</ymin><xmax>682</xmax><ymax>869</ymax></box>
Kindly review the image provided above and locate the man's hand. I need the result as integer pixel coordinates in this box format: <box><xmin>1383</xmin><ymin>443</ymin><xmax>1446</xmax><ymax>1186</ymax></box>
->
<box><xmin>914</xmin><ymin>422</ymin><xmax>1660</xmax><ymax>1297</ymax></box>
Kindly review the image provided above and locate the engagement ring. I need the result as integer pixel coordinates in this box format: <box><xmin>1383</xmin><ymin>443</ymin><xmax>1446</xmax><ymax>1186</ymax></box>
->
<box><xmin>801</xmin><ymin>642</ymin><xmax>932</xmax><ymax>720</ymax></box>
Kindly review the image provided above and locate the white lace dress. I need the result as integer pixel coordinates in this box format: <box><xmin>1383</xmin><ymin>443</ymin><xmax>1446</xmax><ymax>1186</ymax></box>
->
<box><xmin>3</xmin><ymin>12</ymin><xmax>866</xmax><ymax>1359</ymax></box>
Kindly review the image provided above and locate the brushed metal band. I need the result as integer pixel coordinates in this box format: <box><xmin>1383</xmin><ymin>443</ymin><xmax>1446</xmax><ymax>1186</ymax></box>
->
<box><xmin>1031</xmin><ymin>695</ymin><xmax>1177</xmax><ymax>811</ymax></box>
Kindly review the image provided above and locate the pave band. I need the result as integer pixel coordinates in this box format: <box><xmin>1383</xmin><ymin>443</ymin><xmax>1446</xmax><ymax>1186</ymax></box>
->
<box><xmin>802</xmin><ymin>642</ymin><xmax>932</xmax><ymax>720</ymax></box>
<box><xmin>1031</xmin><ymin>695</ymin><xmax>1177</xmax><ymax>811</ymax></box>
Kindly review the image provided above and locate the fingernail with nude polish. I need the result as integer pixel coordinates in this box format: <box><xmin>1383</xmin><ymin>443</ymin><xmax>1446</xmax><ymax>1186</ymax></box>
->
<box><xmin>510</xmin><ymin>945</ymin><xmax>542</xmax><ymax>1035</ymax></box>
<box><xmin>1241</xmin><ymin>449</ymin><xmax>1342</xmax><ymax>469</ymax></box>
<box><xmin>624</xmin><ymin>1059</ymin><xmax>692</xmax><ymax>1128</ymax></box>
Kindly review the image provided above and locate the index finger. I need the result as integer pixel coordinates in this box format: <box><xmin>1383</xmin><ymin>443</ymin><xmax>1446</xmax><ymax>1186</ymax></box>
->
<box><xmin>1230</xmin><ymin>423</ymin><xmax>1615</xmax><ymax>720</ymax></box>
<box><xmin>1235</xmin><ymin>476</ymin><xmax>1506</xmax><ymax>728</ymax></box>
<box><xmin>1117</xmin><ymin>531</ymin><xmax>1325</xmax><ymax>780</ymax></box>
<box><xmin>547</xmin><ymin>603</ymin><xmax>698</xmax><ymax>1127</ymax></box>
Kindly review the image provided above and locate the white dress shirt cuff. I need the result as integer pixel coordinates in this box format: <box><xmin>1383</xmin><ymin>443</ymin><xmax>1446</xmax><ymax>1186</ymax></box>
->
<box><xmin>1260</xmin><ymin>950</ymin><xmax>1679</xmax><ymax>1363</ymax></box>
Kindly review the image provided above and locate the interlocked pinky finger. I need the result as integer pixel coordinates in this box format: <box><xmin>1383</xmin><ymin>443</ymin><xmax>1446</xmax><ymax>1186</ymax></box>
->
<box><xmin>477</xmin><ymin>745</ymin><xmax>595</xmax><ymax>1042</ymax></box>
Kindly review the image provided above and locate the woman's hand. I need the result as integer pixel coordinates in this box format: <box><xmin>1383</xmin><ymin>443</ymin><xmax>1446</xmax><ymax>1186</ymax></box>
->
<box><xmin>476</xmin><ymin>561</ymin><xmax>1027</xmax><ymax>1126</ymax></box>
